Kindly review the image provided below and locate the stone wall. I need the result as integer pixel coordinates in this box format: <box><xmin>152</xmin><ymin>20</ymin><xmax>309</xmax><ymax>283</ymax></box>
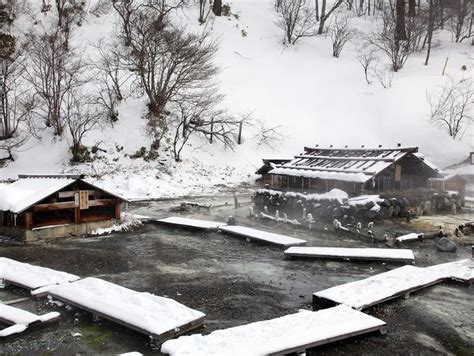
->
<box><xmin>254</xmin><ymin>188</ymin><xmax>462</xmax><ymax>222</ymax></box>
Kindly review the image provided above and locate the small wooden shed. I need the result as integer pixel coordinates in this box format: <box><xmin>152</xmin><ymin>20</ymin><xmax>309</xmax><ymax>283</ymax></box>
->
<box><xmin>0</xmin><ymin>174</ymin><xmax>128</xmax><ymax>240</ymax></box>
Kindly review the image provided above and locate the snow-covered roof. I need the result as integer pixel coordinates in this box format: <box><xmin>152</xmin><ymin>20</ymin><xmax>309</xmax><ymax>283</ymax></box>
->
<box><xmin>269</xmin><ymin>146</ymin><xmax>439</xmax><ymax>183</ymax></box>
<box><xmin>0</xmin><ymin>175</ymin><xmax>127</xmax><ymax>214</ymax></box>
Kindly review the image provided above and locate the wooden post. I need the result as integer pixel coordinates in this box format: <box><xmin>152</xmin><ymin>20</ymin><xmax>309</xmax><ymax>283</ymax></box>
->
<box><xmin>115</xmin><ymin>203</ymin><xmax>121</xmax><ymax>220</ymax></box>
<box><xmin>237</xmin><ymin>121</ymin><xmax>243</xmax><ymax>144</ymax></box>
<box><xmin>25</xmin><ymin>212</ymin><xmax>33</xmax><ymax>230</ymax></box>
<box><xmin>74</xmin><ymin>208</ymin><xmax>81</xmax><ymax>224</ymax></box>
<box><xmin>209</xmin><ymin>118</ymin><xmax>214</xmax><ymax>144</ymax></box>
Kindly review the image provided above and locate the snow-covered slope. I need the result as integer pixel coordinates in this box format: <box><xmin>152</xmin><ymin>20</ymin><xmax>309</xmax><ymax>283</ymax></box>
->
<box><xmin>0</xmin><ymin>0</ymin><xmax>472</xmax><ymax>199</ymax></box>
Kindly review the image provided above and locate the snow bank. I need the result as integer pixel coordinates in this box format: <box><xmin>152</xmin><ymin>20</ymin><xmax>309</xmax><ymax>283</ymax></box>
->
<box><xmin>157</xmin><ymin>217</ymin><xmax>225</xmax><ymax>230</ymax></box>
<box><xmin>38</xmin><ymin>277</ymin><xmax>205</xmax><ymax>337</ymax></box>
<box><xmin>160</xmin><ymin>305</ymin><xmax>385</xmax><ymax>356</ymax></box>
<box><xmin>284</xmin><ymin>247</ymin><xmax>415</xmax><ymax>262</ymax></box>
<box><xmin>219</xmin><ymin>225</ymin><xmax>306</xmax><ymax>247</ymax></box>
<box><xmin>90</xmin><ymin>213</ymin><xmax>143</xmax><ymax>236</ymax></box>
<box><xmin>347</xmin><ymin>195</ymin><xmax>384</xmax><ymax>207</ymax></box>
<box><xmin>314</xmin><ymin>259</ymin><xmax>473</xmax><ymax>310</ymax></box>
<box><xmin>0</xmin><ymin>257</ymin><xmax>80</xmax><ymax>290</ymax></box>
<box><xmin>256</xmin><ymin>188</ymin><xmax>349</xmax><ymax>204</ymax></box>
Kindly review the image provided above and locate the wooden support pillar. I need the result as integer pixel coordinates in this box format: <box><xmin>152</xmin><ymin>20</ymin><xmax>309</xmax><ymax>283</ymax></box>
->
<box><xmin>25</xmin><ymin>212</ymin><xmax>33</xmax><ymax>230</ymax></box>
<box><xmin>74</xmin><ymin>208</ymin><xmax>81</xmax><ymax>224</ymax></box>
<box><xmin>115</xmin><ymin>203</ymin><xmax>121</xmax><ymax>220</ymax></box>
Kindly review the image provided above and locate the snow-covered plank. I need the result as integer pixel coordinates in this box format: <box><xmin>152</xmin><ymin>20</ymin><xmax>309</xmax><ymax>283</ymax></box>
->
<box><xmin>156</xmin><ymin>216</ymin><xmax>225</xmax><ymax>231</ymax></box>
<box><xmin>219</xmin><ymin>225</ymin><xmax>306</xmax><ymax>247</ymax></box>
<box><xmin>313</xmin><ymin>259</ymin><xmax>473</xmax><ymax>310</ymax></box>
<box><xmin>424</xmin><ymin>259</ymin><xmax>473</xmax><ymax>283</ymax></box>
<box><xmin>160</xmin><ymin>305</ymin><xmax>386</xmax><ymax>356</ymax></box>
<box><xmin>395</xmin><ymin>233</ymin><xmax>423</xmax><ymax>243</ymax></box>
<box><xmin>35</xmin><ymin>277</ymin><xmax>205</xmax><ymax>343</ymax></box>
<box><xmin>0</xmin><ymin>257</ymin><xmax>80</xmax><ymax>290</ymax></box>
<box><xmin>0</xmin><ymin>304</ymin><xmax>60</xmax><ymax>338</ymax></box>
<box><xmin>284</xmin><ymin>247</ymin><xmax>415</xmax><ymax>263</ymax></box>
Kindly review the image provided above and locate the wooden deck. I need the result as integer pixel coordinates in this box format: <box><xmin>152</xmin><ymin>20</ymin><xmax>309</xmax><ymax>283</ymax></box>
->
<box><xmin>160</xmin><ymin>305</ymin><xmax>386</xmax><ymax>355</ymax></box>
<box><xmin>284</xmin><ymin>247</ymin><xmax>415</xmax><ymax>263</ymax></box>
<box><xmin>0</xmin><ymin>304</ymin><xmax>60</xmax><ymax>340</ymax></box>
<box><xmin>218</xmin><ymin>225</ymin><xmax>307</xmax><ymax>247</ymax></box>
<box><xmin>37</xmin><ymin>278</ymin><xmax>206</xmax><ymax>346</ymax></box>
<box><xmin>313</xmin><ymin>259</ymin><xmax>473</xmax><ymax>311</ymax></box>
<box><xmin>44</xmin><ymin>293</ymin><xmax>205</xmax><ymax>345</ymax></box>
<box><xmin>153</xmin><ymin>216</ymin><xmax>225</xmax><ymax>231</ymax></box>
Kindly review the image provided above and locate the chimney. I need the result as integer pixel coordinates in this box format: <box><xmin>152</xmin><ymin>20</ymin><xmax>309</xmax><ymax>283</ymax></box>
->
<box><xmin>378</xmin><ymin>144</ymin><xmax>382</xmax><ymax>148</ymax></box>
<box><xmin>397</xmin><ymin>143</ymin><xmax>401</xmax><ymax>147</ymax></box>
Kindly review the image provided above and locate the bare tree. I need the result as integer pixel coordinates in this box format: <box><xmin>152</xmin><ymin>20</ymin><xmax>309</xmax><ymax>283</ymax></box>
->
<box><xmin>369</xmin><ymin>6</ymin><xmax>425</xmax><ymax>71</ymax></box>
<box><xmin>446</xmin><ymin>0</ymin><xmax>473</xmax><ymax>42</ymax></box>
<box><xmin>356</xmin><ymin>43</ymin><xmax>377</xmax><ymax>84</ymax></box>
<box><xmin>251</xmin><ymin>119</ymin><xmax>284</xmax><ymax>148</ymax></box>
<box><xmin>371</xmin><ymin>61</ymin><xmax>394</xmax><ymax>88</ymax></box>
<box><xmin>25</xmin><ymin>28</ymin><xmax>84</xmax><ymax>136</ymax></box>
<box><xmin>428</xmin><ymin>77</ymin><xmax>473</xmax><ymax>140</ymax></box>
<box><xmin>328</xmin><ymin>13</ymin><xmax>353</xmax><ymax>57</ymax></box>
<box><xmin>91</xmin><ymin>40</ymin><xmax>132</xmax><ymax>123</ymax></box>
<box><xmin>120</xmin><ymin>7</ymin><xmax>220</xmax><ymax>150</ymax></box>
<box><xmin>276</xmin><ymin>0</ymin><xmax>316</xmax><ymax>45</ymax></box>
<box><xmin>62</xmin><ymin>90</ymin><xmax>105</xmax><ymax>162</ymax></box>
<box><xmin>318</xmin><ymin>0</ymin><xmax>344</xmax><ymax>34</ymax></box>
<box><xmin>171</xmin><ymin>91</ymin><xmax>237</xmax><ymax>161</ymax></box>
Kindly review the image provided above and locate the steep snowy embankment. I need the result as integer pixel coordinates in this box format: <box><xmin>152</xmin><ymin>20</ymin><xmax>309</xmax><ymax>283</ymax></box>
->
<box><xmin>0</xmin><ymin>0</ymin><xmax>472</xmax><ymax>199</ymax></box>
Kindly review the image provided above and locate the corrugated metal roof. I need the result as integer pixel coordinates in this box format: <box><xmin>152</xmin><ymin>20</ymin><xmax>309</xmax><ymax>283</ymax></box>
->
<box><xmin>269</xmin><ymin>146</ymin><xmax>437</xmax><ymax>183</ymax></box>
<box><xmin>0</xmin><ymin>176</ymin><xmax>128</xmax><ymax>214</ymax></box>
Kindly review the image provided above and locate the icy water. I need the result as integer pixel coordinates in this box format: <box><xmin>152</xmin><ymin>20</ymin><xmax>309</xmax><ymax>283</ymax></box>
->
<box><xmin>0</xmin><ymin>196</ymin><xmax>473</xmax><ymax>355</ymax></box>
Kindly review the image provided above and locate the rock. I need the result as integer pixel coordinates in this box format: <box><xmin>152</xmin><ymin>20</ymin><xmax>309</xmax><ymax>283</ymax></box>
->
<box><xmin>435</xmin><ymin>237</ymin><xmax>457</xmax><ymax>252</ymax></box>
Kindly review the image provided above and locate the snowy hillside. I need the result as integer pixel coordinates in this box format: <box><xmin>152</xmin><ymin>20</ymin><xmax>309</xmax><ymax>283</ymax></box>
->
<box><xmin>0</xmin><ymin>0</ymin><xmax>472</xmax><ymax>199</ymax></box>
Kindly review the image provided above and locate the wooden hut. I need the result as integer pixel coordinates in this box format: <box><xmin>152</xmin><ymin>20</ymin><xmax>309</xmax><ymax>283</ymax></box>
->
<box><xmin>256</xmin><ymin>146</ymin><xmax>441</xmax><ymax>194</ymax></box>
<box><xmin>0</xmin><ymin>174</ymin><xmax>128</xmax><ymax>240</ymax></box>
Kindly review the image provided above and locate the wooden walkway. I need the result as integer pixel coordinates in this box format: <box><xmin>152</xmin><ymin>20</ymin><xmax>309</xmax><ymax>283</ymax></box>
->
<box><xmin>218</xmin><ymin>225</ymin><xmax>306</xmax><ymax>247</ymax></box>
<box><xmin>284</xmin><ymin>247</ymin><xmax>415</xmax><ymax>263</ymax></box>
<box><xmin>154</xmin><ymin>216</ymin><xmax>225</xmax><ymax>231</ymax></box>
<box><xmin>0</xmin><ymin>304</ymin><xmax>60</xmax><ymax>339</ymax></box>
<box><xmin>33</xmin><ymin>277</ymin><xmax>205</xmax><ymax>346</ymax></box>
<box><xmin>161</xmin><ymin>305</ymin><xmax>386</xmax><ymax>355</ymax></box>
<box><xmin>313</xmin><ymin>259</ymin><xmax>473</xmax><ymax>310</ymax></box>
<box><xmin>0</xmin><ymin>257</ymin><xmax>79</xmax><ymax>291</ymax></box>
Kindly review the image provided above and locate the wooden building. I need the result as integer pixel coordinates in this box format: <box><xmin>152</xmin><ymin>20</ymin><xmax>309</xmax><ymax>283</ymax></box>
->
<box><xmin>256</xmin><ymin>146</ymin><xmax>441</xmax><ymax>194</ymax></box>
<box><xmin>442</xmin><ymin>153</ymin><xmax>474</xmax><ymax>198</ymax></box>
<box><xmin>0</xmin><ymin>174</ymin><xmax>128</xmax><ymax>240</ymax></box>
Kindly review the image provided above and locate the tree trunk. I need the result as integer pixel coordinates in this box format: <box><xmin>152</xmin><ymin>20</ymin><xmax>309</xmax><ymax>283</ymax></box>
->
<box><xmin>425</xmin><ymin>0</ymin><xmax>434</xmax><ymax>65</ymax></box>
<box><xmin>212</xmin><ymin>0</ymin><xmax>222</xmax><ymax>16</ymax></box>
<box><xmin>407</xmin><ymin>0</ymin><xmax>416</xmax><ymax>16</ymax></box>
<box><xmin>318</xmin><ymin>0</ymin><xmax>327</xmax><ymax>34</ymax></box>
<box><xmin>395</xmin><ymin>0</ymin><xmax>408</xmax><ymax>41</ymax></box>
<box><xmin>315</xmin><ymin>0</ymin><xmax>320</xmax><ymax>21</ymax></box>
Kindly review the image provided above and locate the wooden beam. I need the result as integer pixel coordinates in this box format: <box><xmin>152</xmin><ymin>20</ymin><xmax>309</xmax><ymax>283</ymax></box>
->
<box><xmin>115</xmin><ymin>204</ymin><xmax>121</xmax><ymax>220</ymax></box>
<box><xmin>276</xmin><ymin>164</ymin><xmax>376</xmax><ymax>175</ymax></box>
<box><xmin>58</xmin><ymin>190</ymin><xmax>100</xmax><ymax>198</ymax></box>
<box><xmin>88</xmin><ymin>199</ymin><xmax>117</xmax><ymax>207</ymax></box>
<box><xmin>25</xmin><ymin>212</ymin><xmax>33</xmax><ymax>230</ymax></box>
<box><xmin>294</xmin><ymin>155</ymin><xmax>395</xmax><ymax>162</ymax></box>
<box><xmin>33</xmin><ymin>202</ymin><xmax>77</xmax><ymax>212</ymax></box>
<box><xmin>74</xmin><ymin>208</ymin><xmax>81</xmax><ymax>224</ymax></box>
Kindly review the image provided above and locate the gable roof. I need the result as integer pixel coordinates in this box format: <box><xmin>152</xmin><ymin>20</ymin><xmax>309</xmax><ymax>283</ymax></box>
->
<box><xmin>268</xmin><ymin>146</ymin><xmax>440</xmax><ymax>183</ymax></box>
<box><xmin>255</xmin><ymin>159</ymin><xmax>292</xmax><ymax>175</ymax></box>
<box><xmin>0</xmin><ymin>175</ymin><xmax>128</xmax><ymax>214</ymax></box>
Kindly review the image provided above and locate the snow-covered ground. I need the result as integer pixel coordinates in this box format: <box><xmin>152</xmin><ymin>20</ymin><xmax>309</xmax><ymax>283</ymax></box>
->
<box><xmin>0</xmin><ymin>0</ymin><xmax>472</xmax><ymax>200</ymax></box>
